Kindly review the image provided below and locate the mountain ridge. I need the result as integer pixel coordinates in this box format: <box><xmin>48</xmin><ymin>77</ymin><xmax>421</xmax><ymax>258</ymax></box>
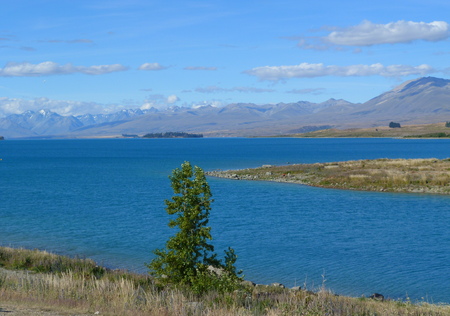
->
<box><xmin>1</xmin><ymin>77</ymin><xmax>450</xmax><ymax>138</ymax></box>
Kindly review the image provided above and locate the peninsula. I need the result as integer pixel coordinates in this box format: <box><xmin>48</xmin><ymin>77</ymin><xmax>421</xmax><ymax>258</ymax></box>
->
<box><xmin>207</xmin><ymin>158</ymin><xmax>450</xmax><ymax>195</ymax></box>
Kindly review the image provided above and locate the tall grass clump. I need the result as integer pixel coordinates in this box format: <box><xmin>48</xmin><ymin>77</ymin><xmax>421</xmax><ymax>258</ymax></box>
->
<box><xmin>0</xmin><ymin>246</ymin><xmax>105</xmax><ymax>278</ymax></box>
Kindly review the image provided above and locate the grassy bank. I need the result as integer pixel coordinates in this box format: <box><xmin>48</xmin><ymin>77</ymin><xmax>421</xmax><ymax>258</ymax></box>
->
<box><xmin>206</xmin><ymin>158</ymin><xmax>450</xmax><ymax>195</ymax></box>
<box><xmin>0</xmin><ymin>247</ymin><xmax>449</xmax><ymax>315</ymax></box>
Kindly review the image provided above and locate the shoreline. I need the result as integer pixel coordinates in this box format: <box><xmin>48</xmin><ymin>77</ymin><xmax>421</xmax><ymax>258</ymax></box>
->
<box><xmin>206</xmin><ymin>158</ymin><xmax>450</xmax><ymax>195</ymax></box>
<box><xmin>1</xmin><ymin>246</ymin><xmax>449</xmax><ymax>315</ymax></box>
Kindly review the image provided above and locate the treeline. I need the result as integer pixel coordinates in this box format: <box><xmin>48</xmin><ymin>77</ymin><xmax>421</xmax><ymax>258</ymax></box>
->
<box><xmin>142</xmin><ymin>132</ymin><xmax>203</xmax><ymax>138</ymax></box>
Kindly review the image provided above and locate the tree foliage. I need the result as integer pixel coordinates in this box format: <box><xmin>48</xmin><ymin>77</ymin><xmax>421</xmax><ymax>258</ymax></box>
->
<box><xmin>147</xmin><ymin>161</ymin><xmax>242</xmax><ymax>293</ymax></box>
<box><xmin>389</xmin><ymin>121</ymin><xmax>401</xmax><ymax>128</ymax></box>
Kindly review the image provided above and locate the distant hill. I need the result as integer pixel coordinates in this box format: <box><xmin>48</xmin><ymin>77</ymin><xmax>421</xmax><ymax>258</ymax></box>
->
<box><xmin>1</xmin><ymin>77</ymin><xmax>450</xmax><ymax>138</ymax></box>
<box><xmin>343</xmin><ymin>77</ymin><xmax>450</xmax><ymax>126</ymax></box>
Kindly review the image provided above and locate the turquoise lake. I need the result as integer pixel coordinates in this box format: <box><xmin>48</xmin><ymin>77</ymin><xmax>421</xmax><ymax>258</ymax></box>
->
<box><xmin>0</xmin><ymin>138</ymin><xmax>449</xmax><ymax>303</ymax></box>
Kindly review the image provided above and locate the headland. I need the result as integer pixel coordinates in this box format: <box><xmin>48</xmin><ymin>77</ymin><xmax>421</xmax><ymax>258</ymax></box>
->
<box><xmin>206</xmin><ymin>158</ymin><xmax>450</xmax><ymax>195</ymax></box>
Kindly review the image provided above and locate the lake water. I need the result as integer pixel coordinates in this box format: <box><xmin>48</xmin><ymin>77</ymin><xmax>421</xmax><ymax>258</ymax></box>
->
<box><xmin>0</xmin><ymin>138</ymin><xmax>449</xmax><ymax>303</ymax></box>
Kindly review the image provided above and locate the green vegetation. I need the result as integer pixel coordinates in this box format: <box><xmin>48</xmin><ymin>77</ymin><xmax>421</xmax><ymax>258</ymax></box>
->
<box><xmin>446</xmin><ymin>121</ymin><xmax>450</xmax><ymax>127</ymax></box>
<box><xmin>1</xmin><ymin>247</ymin><xmax>450</xmax><ymax>315</ymax></box>
<box><xmin>147</xmin><ymin>162</ymin><xmax>242</xmax><ymax>295</ymax></box>
<box><xmin>0</xmin><ymin>246</ymin><xmax>105</xmax><ymax>278</ymax></box>
<box><xmin>389</xmin><ymin>121</ymin><xmax>401</xmax><ymax>128</ymax></box>
<box><xmin>142</xmin><ymin>132</ymin><xmax>203</xmax><ymax>138</ymax></box>
<box><xmin>207</xmin><ymin>158</ymin><xmax>450</xmax><ymax>195</ymax></box>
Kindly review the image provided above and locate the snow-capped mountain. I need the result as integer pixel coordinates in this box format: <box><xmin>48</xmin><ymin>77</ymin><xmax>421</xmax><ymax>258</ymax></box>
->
<box><xmin>1</xmin><ymin>77</ymin><xmax>450</xmax><ymax>138</ymax></box>
<box><xmin>76</xmin><ymin>108</ymin><xmax>156</xmax><ymax>126</ymax></box>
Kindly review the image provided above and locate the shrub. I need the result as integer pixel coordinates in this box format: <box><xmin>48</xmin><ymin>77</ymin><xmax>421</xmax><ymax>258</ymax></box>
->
<box><xmin>147</xmin><ymin>162</ymin><xmax>242</xmax><ymax>294</ymax></box>
<box><xmin>389</xmin><ymin>122</ymin><xmax>401</xmax><ymax>128</ymax></box>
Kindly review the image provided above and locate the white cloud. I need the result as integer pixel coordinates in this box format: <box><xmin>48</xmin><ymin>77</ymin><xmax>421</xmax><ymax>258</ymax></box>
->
<box><xmin>167</xmin><ymin>94</ymin><xmax>180</xmax><ymax>103</ymax></box>
<box><xmin>325</xmin><ymin>20</ymin><xmax>450</xmax><ymax>46</ymax></box>
<box><xmin>138</xmin><ymin>62</ymin><xmax>168</xmax><ymax>71</ymax></box>
<box><xmin>0</xmin><ymin>97</ymin><xmax>126</xmax><ymax>117</ymax></box>
<box><xmin>0</xmin><ymin>61</ymin><xmax>128</xmax><ymax>77</ymax></box>
<box><xmin>245</xmin><ymin>63</ymin><xmax>435</xmax><ymax>81</ymax></box>
<box><xmin>139</xmin><ymin>93</ymin><xmax>179</xmax><ymax>110</ymax></box>
<box><xmin>191</xmin><ymin>100</ymin><xmax>224</xmax><ymax>108</ymax></box>
<box><xmin>140</xmin><ymin>102</ymin><xmax>157</xmax><ymax>110</ymax></box>
<box><xmin>80</xmin><ymin>64</ymin><xmax>127</xmax><ymax>75</ymax></box>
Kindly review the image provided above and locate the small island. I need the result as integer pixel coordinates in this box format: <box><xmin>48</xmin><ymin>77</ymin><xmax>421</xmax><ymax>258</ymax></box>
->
<box><xmin>0</xmin><ymin>136</ymin><xmax>4</xmax><ymax>140</ymax></box>
<box><xmin>207</xmin><ymin>158</ymin><xmax>450</xmax><ymax>195</ymax></box>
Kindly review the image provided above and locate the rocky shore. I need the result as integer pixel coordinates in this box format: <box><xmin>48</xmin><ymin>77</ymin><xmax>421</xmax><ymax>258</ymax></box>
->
<box><xmin>206</xmin><ymin>158</ymin><xmax>450</xmax><ymax>195</ymax></box>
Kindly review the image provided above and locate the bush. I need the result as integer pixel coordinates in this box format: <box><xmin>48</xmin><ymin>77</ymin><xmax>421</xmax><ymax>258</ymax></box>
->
<box><xmin>147</xmin><ymin>162</ymin><xmax>242</xmax><ymax>294</ymax></box>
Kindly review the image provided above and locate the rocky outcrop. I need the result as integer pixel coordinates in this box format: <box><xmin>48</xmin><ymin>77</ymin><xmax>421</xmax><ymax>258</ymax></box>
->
<box><xmin>370</xmin><ymin>293</ymin><xmax>385</xmax><ymax>301</ymax></box>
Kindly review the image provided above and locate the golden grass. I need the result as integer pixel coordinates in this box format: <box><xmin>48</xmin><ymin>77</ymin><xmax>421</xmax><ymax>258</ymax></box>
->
<box><xmin>291</xmin><ymin>122</ymin><xmax>450</xmax><ymax>138</ymax></box>
<box><xmin>1</xmin><ymin>247</ymin><xmax>450</xmax><ymax>315</ymax></box>
<box><xmin>207</xmin><ymin>158</ymin><xmax>450</xmax><ymax>194</ymax></box>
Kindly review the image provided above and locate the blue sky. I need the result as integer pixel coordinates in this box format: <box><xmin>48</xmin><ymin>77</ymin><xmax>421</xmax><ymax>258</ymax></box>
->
<box><xmin>1</xmin><ymin>0</ymin><xmax>449</xmax><ymax>116</ymax></box>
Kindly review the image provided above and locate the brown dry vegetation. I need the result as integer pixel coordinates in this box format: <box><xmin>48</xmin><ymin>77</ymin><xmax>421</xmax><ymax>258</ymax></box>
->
<box><xmin>1</xmin><ymin>247</ymin><xmax>450</xmax><ymax>315</ymax></box>
<box><xmin>292</xmin><ymin>122</ymin><xmax>450</xmax><ymax>138</ymax></box>
<box><xmin>207</xmin><ymin>158</ymin><xmax>450</xmax><ymax>194</ymax></box>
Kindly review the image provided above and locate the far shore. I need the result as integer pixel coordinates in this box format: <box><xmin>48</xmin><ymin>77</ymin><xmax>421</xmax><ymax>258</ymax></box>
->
<box><xmin>206</xmin><ymin>158</ymin><xmax>450</xmax><ymax>195</ymax></box>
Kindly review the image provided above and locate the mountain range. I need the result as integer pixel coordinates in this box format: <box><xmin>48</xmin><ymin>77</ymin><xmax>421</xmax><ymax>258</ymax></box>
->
<box><xmin>1</xmin><ymin>76</ymin><xmax>450</xmax><ymax>138</ymax></box>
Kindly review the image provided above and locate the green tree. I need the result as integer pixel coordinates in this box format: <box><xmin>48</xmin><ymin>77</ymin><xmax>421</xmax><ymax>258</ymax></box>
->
<box><xmin>147</xmin><ymin>161</ymin><xmax>241</xmax><ymax>293</ymax></box>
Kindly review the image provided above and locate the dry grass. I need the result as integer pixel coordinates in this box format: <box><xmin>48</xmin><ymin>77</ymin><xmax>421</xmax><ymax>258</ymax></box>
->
<box><xmin>293</xmin><ymin>122</ymin><xmax>450</xmax><ymax>138</ymax></box>
<box><xmin>207</xmin><ymin>158</ymin><xmax>450</xmax><ymax>194</ymax></box>
<box><xmin>0</xmin><ymin>247</ymin><xmax>450</xmax><ymax>315</ymax></box>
